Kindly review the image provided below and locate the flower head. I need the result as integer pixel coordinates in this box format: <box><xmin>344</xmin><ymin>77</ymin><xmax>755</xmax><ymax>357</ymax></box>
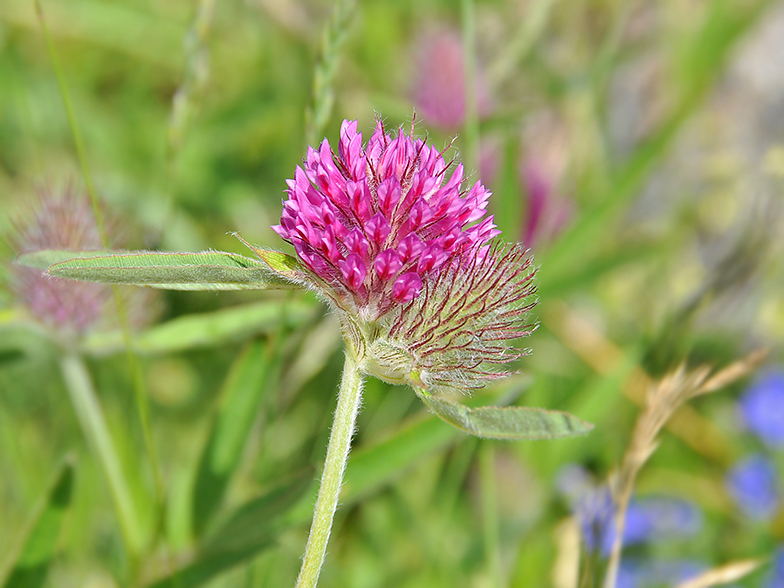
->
<box><xmin>520</xmin><ymin>156</ymin><xmax>572</xmax><ymax>249</ymax></box>
<box><xmin>10</xmin><ymin>188</ymin><xmax>159</xmax><ymax>338</ymax></box>
<box><xmin>739</xmin><ymin>370</ymin><xmax>784</xmax><ymax>448</ymax></box>
<box><xmin>11</xmin><ymin>188</ymin><xmax>112</xmax><ymax>336</ymax></box>
<box><xmin>275</xmin><ymin>119</ymin><xmax>502</xmax><ymax>317</ymax></box>
<box><xmin>274</xmin><ymin>119</ymin><xmax>536</xmax><ymax>391</ymax></box>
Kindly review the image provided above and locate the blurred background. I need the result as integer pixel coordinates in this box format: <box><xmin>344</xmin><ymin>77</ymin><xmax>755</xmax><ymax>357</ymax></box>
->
<box><xmin>1</xmin><ymin>0</ymin><xmax>784</xmax><ymax>586</ymax></box>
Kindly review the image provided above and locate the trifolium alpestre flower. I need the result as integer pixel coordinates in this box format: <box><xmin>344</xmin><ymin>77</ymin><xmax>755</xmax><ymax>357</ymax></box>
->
<box><xmin>273</xmin><ymin>118</ymin><xmax>537</xmax><ymax>394</ymax></box>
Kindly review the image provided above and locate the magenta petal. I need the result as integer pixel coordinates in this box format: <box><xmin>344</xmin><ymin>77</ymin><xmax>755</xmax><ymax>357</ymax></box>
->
<box><xmin>397</xmin><ymin>233</ymin><xmax>424</xmax><ymax>263</ymax></box>
<box><xmin>374</xmin><ymin>249</ymin><xmax>403</xmax><ymax>281</ymax></box>
<box><xmin>377</xmin><ymin>177</ymin><xmax>402</xmax><ymax>218</ymax></box>
<box><xmin>392</xmin><ymin>272</ymin><xmax>423</xmax><ymax>303</ymax></box>
<box><xmin>365</xmin><ymin>211</ymin><xmax>392</xmax><ymax>248</ymax></box>
<box><xmin>417</xmin><ymin>244</ymin><xmax>447</xmax><ymax>274</ymax></box>
<box><xmin>344</xmin><ymin>228</ymin><xmax>370</xmax><ymax>260</ymax></box>
<box><xmin>339</xmin><ymin>253</ymin><xmax>367</xmax><ymax>292</ymax></box>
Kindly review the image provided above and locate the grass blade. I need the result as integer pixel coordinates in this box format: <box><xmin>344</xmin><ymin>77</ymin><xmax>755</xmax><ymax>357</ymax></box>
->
<box><xmin>191</xmin><ymin>337</ymin><xmax>279</xmax><ymax>538</ymax></box>
<box><xmin>0</xmin><ymin>457</ymin><xmax>75</xmax><ymax>588</ymax></box>
<box><xmin>83</xmin><ymin>299</ymin><xmax>317</xmax><ymax>355</ymax></box>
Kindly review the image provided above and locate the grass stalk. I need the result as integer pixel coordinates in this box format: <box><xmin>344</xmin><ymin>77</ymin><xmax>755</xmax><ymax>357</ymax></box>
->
<box><xmin>59</xmin><ymin>352</ymin><xmax>146</xmax><ymax>558</ymax></box>
<box><xmin>305</xmin><ymin>0</ymin><xmax>357</xmax><ymax>148</ymax></box>
<box><xmin>34</xmin><ymin>0</ymin><xmax>164</xmax><ymax>515</ymax></box>
<box><xmin>480</xmin><ymin>441</ymin><xmax>503</xmax><ymax>588</ymax></box>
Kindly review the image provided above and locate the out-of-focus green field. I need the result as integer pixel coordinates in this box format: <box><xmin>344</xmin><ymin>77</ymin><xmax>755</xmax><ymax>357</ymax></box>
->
<box><xmin>1</xmin><ymin>0</ymin><xmax>784</xmax><ymax>587</ymax></box>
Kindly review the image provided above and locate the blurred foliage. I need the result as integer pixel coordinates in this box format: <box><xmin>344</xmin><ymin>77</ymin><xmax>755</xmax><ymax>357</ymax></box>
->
<box><xmin>2</xmin><ymin>0</ymin><xmax>784</xmax><ymax>586</ymax></box>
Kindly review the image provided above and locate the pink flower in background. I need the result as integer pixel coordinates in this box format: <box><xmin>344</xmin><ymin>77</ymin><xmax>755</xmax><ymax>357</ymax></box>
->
<box><xmin>519</xmin><ymin>113</ymin><xmax>573</xmax><ymax>249</ymax></box>
<box><xmin>12</xmin><ymin>188</ymin><xmax>112</xmax><ymax>335</ymax></box>
<box><xmin>520</xmin><ymin>156</ymin><xmax>572</xmax><ymax>249</ymax></box>
<box><xmin>274</xmin><ymin>119</ymin><xmax>536</xmax><ymax>390</ymax></box>
<box><xmin>412</xmin><ymin>29</ymin><xmax>493</xmax><ymax>131</ymax></box>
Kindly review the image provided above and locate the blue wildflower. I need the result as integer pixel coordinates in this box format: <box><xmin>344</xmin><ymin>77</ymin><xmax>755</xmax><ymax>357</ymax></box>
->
<box><xmin>624</xmin><ymin>497</ymin><xmax>703</xmax><ymax>545</ymax></box>
<box><xmin>765</xmin><ymin>545</ymin><xmax>784</xmax><ymax>588</ymax></box>
<box><xmin>739</xmin><ymin>371</ymin><xmax>784</xmax><ymax>448</ymax></box>
<box><xmin>616</xmin><ymin>558</ymin><xmax>706</xmax><ymax>588</ymax></box>
<box><xmin>574</xmin><ymin>488</ymin><xmax>702</xmax><ymax>555</ymax></box>
<box><xmin>726</xmin><ymin>454</ymin><xmax>780</xmax><ymax>521</ymax></box>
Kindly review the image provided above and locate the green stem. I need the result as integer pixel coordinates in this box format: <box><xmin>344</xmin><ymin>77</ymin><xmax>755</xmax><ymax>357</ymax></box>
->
<box><xmin>35</xmin><ymin>0</ymin><xmax>164</xmax><ymax>512</ymax></box>
<box><xmin>59</xmin><ymin>353</ymin><xmax>146</xmax><ymax>558</ymax></box>
<box><xmin>305</xmin><ymin>0</ymin><xmax>357</xmax><ymax>149</ymax></box>
<box><xmin>294</xmin><ymin>351</ymin><xmax>364</xmax><ymax>588</ymax></box>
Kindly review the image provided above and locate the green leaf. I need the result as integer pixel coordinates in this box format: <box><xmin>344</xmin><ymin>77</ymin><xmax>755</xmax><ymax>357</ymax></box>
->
<box><xmin>149</xmin><ymin>472</ymin><xmax>313</xmax><ymax>588</ymax></box>
<box><xmin>14</xmin><ymin>249</ymin><xmax>114</xmax><ymax>271</ymax></box>
<box><xmin>82</xmin><ymin>299</ymin><xmax>317</xmax><ymax>355</ymax></box>
<box><xmin>1</xmin><ymin>457</ymin><xmax>75</xmax><ymax>588</ymax></box>
<box><xmin>17</xmin><ymin>249</ymin><xmax>302</xmax><ymax>291</ymax></box>
<box><xmin>191</xmin><ymin>338</ymin><xmax>279</xmax><ymax>538</ymax></box>
<box><xmin>414</xmin><ymin>389</ymin><xmax>593</xmax><ymax>440</ymax></box>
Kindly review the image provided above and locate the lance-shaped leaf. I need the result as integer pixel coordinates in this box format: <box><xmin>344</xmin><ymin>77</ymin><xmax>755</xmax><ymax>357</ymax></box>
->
<box><xmin>82</xmin><ymin>299</ymin><xmax>316</xmax><ymax>355</ymax></box>
<box><xmin>191</xmin><ymin>337</ymin><xmax>279</xmax><ymax>538</ymax></box>
<box><xmin>16</xmin><ymin>249</ymin><xmax>303</xmax><ymax>291</ymax></box>
<box><xmin>414</xmin><ymin>388</ymin><xmax>593</xmax><ymax>440</ymax></box>
<box><xmin>1</xmin><ymin>457</ymin><xmax>75</xmax><ymax>588</ymax></box>
<box><xmin>149</xmin><ymin>472</ymin><xmax>313</xmax><ymax>588</ymax></box>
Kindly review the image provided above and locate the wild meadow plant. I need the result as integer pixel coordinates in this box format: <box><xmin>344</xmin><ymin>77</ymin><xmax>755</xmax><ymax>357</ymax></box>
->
<box><xmin>4</xmin><ymin>1</ymin><xmax>784</xmax><ymax>587</ymax></box>
<box><xmin>6</xmin><ymin>188</ymin><xmax>158</xmax><ymax>582</ymax></box>
<box><xmin>18</xmin><ymin>119</ymin><xmax>593</xmax><ymax>588</ymax></box>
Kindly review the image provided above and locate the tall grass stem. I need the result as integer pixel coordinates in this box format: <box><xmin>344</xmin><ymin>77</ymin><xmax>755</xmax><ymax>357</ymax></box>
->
<box><xmin>305</xmin><ymin>0</ymin><xmax>357</xmax><ymax>148</ymax></box>
<box><xmin>480</xmin><ymin>441</ymin><xmax>503</xmax><ymax>587</ymax></box>
<box><xmin>34</xmin><ymin>0</ymin><xmax>165</xmax><ymax>512</ymax></box>
<box><xmin>59</xmin><ymin>352</ymin><xmax>146</xmax><ymax>557</ymax></box>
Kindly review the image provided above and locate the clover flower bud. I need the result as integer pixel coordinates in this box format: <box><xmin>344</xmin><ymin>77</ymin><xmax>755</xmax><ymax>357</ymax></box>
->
<box><xmin>275</xmin><ymin>119</ymin><xmax>536</xmax><ymax>392</ymax></box>
<box><xmin>10</xmin><ymin>188</ymin><xmax>158</xmax><ymax>338</ymax></box>
<box><xmin>11</xmin><ymin>188</ymin><xmax>112</xmax><ymax>336</ymax></box>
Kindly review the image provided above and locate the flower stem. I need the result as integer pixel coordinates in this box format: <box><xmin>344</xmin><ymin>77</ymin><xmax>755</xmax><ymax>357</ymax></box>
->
<box><xmin>295</xmin><ymin>351</ymin><xmax>364</xmax><ymax>588</ymax></box>
<box><xmin>59</xmin><ymin>352</ymin><xmax>146</xmax><ymax>558</ymax></box>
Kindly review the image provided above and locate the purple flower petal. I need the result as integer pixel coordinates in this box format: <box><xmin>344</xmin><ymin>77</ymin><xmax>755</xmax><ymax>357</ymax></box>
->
<box><xmin>391</xmin><ymin>272</ymin><xmax>422</xmax><ymax>304</ymax></box>
<box><xmin>375</xmin><ymin>249</ymin><xmax>403</xmax><ymax>281</ymax></box>
<box><xmin>339</xmin><ymin>254</ymin><xmax>367</xmax><ymax>292</ymax></box>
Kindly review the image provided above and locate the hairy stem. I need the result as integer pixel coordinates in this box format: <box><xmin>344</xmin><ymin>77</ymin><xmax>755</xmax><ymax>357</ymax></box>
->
<box><xmin>295</xmin><ymin>351</ymin><xmax>364</xmax><ymax>588</ymax></box>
